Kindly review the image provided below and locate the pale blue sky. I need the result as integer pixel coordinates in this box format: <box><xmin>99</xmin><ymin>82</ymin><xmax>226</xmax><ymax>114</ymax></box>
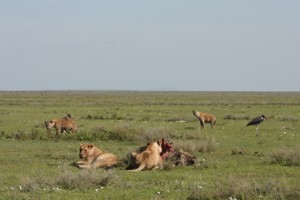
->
<box><xmin>1</xmin><ymin>1</ymin><xmax>299</xmax><ymax>91</ymax></box>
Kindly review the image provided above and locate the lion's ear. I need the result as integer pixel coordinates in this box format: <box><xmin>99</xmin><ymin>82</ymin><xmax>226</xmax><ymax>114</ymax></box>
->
<box><xmin>88</xmin><ymin>144</ymin><xmax>94</xmax><ymax>149</ymax></box>
<box><xmin>80</xmin><ymin>143</ymin><xmax>83</xmax><ymax>147</ymax></box>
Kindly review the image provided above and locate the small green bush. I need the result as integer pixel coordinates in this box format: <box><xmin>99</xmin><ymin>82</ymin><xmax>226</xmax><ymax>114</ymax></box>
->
<box><xmin>175</xmin><ymin>138</ymin><xmax>217</xmax><ymax>153</ymax></box>
<box><xmin>81</xmin><ymin>114</ymin><xmax>126</xmax><ymax>121</ymax></box>
<box><xmin>269</xmin><ymin>146</ymin><xmax>300</xmax><ymax>166</ymax></box>
<box><xmin>29</xmin><ymin>129</ymin><xmax>47</xmax><ymax>140</ymax></box>
<box><xmin>20</xmin><ymin>175</ymin><xmax>54</xmax><ymax>192</ymax></box>
<box><xmin>14</xmin><ymin>130</ymin><xmax>27</xmax><ymax>140</ymax></box>
<box><xmin>275</xmin><ymin>115</ymin><xmax>298</xmax><ymax>122</ymax></box>
<box><xmin>20</xmin><ymin>168</ymin><xmax>119</xmax><ymax>192</ymax></box>
<box><xmin>74</xmin><ymin>124</ymin><xmax>140</xmax><ymax>141</ymax></box>
<box><xmin>57</xmin><ymin>169</ymin><xmax>119</xmax><ymax>190</ymax></box>
<box><xmin>0</xmin><ymin>131</ymin><xmax>5</xmax><ymax>140</ymax></box>
<box><xmin>135</xmin><ymin>127</ymin><xmax>172</xmax><ymax>143</ymax></box>
<box><xmin>188</xmin><ymin>177</ymin><xmax>300</xmax><ymax>200</ymax></box>
<box><xmin>224</xmin><ymin>114</ymin><xmax>250</xmax><ymax>120</ymax></box>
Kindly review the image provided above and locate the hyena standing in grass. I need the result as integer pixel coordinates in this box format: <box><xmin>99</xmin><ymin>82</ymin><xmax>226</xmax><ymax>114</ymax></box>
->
<box><xmin>193</xmin><ymin>110</ymin><xmax>216</xmax><ymax>129</ymax></box>
<box><xmin>45</xmin><ymin>114</ymin><xmax>77</xmax><ymax>135</ymax></box>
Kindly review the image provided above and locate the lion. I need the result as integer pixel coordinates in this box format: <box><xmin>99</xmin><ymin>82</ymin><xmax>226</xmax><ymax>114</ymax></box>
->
<box><xmin>193</xmin><ymin>110</ymin><xmax>216</xmax><ymax>129</ymax></box>
<box><xmin>126</xmin><ymin>138</ymin><xmax>174</xmax><ymax>170</ymax></box>
<box><xmin>129</xmin><ymin>141</ymin><xmax>162</xmax><ymax>172</ymax></box>
<box><xmin>75</xmin><ymin>143</ymin><xmax>119</xmax><ymax>169</ymax></box>
<box><xmin>156</xmin><ymin>139</ymin><xmax>196</xmax><ymax>166</ymax></box>
<box><xmin>45</xmin><ymin>115</ymin><xmax>77</xmax><ymax>135</ymax></box>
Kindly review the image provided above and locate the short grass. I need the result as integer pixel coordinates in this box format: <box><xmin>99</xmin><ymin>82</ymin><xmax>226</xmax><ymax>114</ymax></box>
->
<box><xmin>0</xmin><ymin>91</ymin><xmax>300</xmax><ymax>199</ymax></box>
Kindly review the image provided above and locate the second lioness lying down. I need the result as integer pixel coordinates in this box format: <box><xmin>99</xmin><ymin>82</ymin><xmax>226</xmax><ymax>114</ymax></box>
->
<box><xmin>75</xmin><ymin>143</ymin><xmax>119</xmax><ymax>169</ymax></box>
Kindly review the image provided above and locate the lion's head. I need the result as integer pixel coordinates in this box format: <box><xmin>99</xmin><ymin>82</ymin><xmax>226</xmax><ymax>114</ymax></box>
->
<box><xmin>79</xmin><ymin>144</ymin><xmax>94</xmax><ymax>159</ymax></box>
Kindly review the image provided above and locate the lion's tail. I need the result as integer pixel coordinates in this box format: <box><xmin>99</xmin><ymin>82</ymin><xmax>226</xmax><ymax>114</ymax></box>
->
<box><xmin>128</xmin><ymin>164</ymin><xmax>145</xmax><ymax>172</ymax></box>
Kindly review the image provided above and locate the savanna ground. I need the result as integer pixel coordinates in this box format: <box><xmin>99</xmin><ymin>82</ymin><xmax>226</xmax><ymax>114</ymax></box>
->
<box><xmin>0</xmin><ymin>91</ymin><xmax>299</xmax><ymax>200</ymax></box>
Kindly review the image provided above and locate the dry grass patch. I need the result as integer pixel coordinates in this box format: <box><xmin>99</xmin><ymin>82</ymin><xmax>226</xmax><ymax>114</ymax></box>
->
<box><xmin>275</xmin><ymin>115</ymin><xmax>298</xmax><ymax>122</ymax></box>
<box><xmin>269</xmin><ymin>146</ymin><xmax>300</xmax><ymax>166</ymax></box>
<box><xmin>188</xmin><ymin>176</ymin><xmax>300</xmax><ymax>200</ymax></box>
<box><xmin>224</xmin><ymin>114</ymin><xmax>250</xmax><ymax>120</ymax></box>
<box><xmin>174</xmin><ymin>138</ymin><xmax>217</xmax><ymax>153</ymax></box>
<box><xmin>19</xmin><ymin>167</ymin><xmax>120</xmax><ymax>192</ymax></box>
<box><xmin>135</xmin><ymin>127</ymin><xmax>172</xmax><ymax>143</ymax></box>
<box><xmin>58</xmin><ymin>169</ymin><xmax>119</xmax><ymax>190</ymax></box>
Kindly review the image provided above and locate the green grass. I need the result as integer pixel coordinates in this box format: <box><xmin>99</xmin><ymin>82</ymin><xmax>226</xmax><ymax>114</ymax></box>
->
<box><xmin>0</xmin><ymin>91</ymin><xmax>300</xmax><ymax>199</ymax></box>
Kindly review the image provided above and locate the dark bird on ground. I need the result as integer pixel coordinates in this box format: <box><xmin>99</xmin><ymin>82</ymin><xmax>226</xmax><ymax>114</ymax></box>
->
<box><xmin>247</xmin><ymin>115</ymin><xmax>267</xmax><ymax>136</ymax></box>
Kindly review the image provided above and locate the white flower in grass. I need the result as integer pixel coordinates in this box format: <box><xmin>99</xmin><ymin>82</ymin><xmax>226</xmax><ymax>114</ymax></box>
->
<box><xmin>53</xmin><ymin>187</ymin><xmax>61</xmax><ymax>191</ymax></box>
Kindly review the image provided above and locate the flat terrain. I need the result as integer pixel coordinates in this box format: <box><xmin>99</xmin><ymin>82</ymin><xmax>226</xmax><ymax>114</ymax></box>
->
<box><xmin>0</xmin><ymin>91</ymin><xmax>299</xmax><ymax>199</ymax></box>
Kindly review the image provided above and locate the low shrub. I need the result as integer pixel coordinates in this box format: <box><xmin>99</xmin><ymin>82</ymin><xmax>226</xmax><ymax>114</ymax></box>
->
<box><xmin>29</xmin><ymin>129</ymin><xmax>48</xmax><ymax>140</ymax></box>
<box><xmin>0</xmin><ymin>130</ymin><xmax>6</xmax><ymax>140</ymax></box>
<box><xmin>19</xmin><ymin>168</ymin><xmax>120</xmax><ymax>192</ymax></box>
<box><xmin>275</xmin><ymin>115</ymin><xmax>298</xmax><ymax>122</ymax></box>
<box><xmin>135</xmin><ymin>127</ymin><xmax>172</xmax><ymax>143</ymax></box>
<box><xmin>14</xmin><ymin>130</ymin><xmax>27</xmax><ymax>140</ymax></box>
<box><xmin>224</xmin><ymin>114</ymin><xmax>250</xmax><ymax>120</ymax></box>
<box><xmin>81</xmin><ymin>114</ymin><xmax>124</xmax><ymax>120</ymax></box>
<box><xmin>184</xmin><ymin>131</ymin><xmax>206</xmax><ymax>140</ymax></box>
<box><xmin>11</xmin><ymin>130</ymin><xmax>47</xmax><ymax>140</ymax></box>
<box><xmin>269</xmin><ymin>146</ymin><xmax>300</xmax><ymax>166</ymax></box>
<box><xmin>188</xmin><ymin>176</ymin><xmax>300</xmax><ymax>200</ymax></box>
<box><xmin>231</xmin><ymin>148</ymin><xmax>246</xmax><ymax>155</ymax></box>
<box><xmin>1</xmin><ymin>123</ymin><xmax>146</xmax><ymax>142</ymax></box>
<box><xmin>57</xmin><ymin>168</ymin><xmax>119</xmax><ymax>190</ymax></box>
<box><xmin>19</xmin><ymin>175</ymin><xmax>54</xmax><ymax>192</ymax></box>
<box><xmin>175</xmin><ymin>138</ymin><xmax>217</xmax><ymax>153</ymax></box>
<box><xmin>70</xmin><ymin>124</ymin><xmax>139</xmax><ymax>141</ymax></box>
<box><xmin>112</xmin><ymin>123</ymin><xmax>140</xmax><ymax>141</ymax></box>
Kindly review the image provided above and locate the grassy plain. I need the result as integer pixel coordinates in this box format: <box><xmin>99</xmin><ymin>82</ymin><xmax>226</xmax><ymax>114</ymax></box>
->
<box><xmin>0</xmin><ymin>91</ymin><xmax>299</xmax><ymax>199</ymax></box>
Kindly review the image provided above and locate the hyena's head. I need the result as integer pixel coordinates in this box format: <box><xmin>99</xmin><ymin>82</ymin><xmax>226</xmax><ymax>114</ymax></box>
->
<box><xmin>45</xmin><ymin>120</ymin><xmax>55</xmax><ymax>129</ymax></box>
<box><xmin>175</xmin><ymin>151</ymin><xmax>196</xmax><ymax>166</ymax></box>
<box><xmin>192</xmin><ymin>110</ymin><xmax>199</xmax><ymax>118</ymax></box>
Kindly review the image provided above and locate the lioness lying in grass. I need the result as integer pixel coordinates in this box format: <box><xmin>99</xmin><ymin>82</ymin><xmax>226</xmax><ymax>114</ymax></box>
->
<box><xmin>74</xmin><ymin>143</ymin><xmax>119</xmax><ymax>169</ymax></box>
